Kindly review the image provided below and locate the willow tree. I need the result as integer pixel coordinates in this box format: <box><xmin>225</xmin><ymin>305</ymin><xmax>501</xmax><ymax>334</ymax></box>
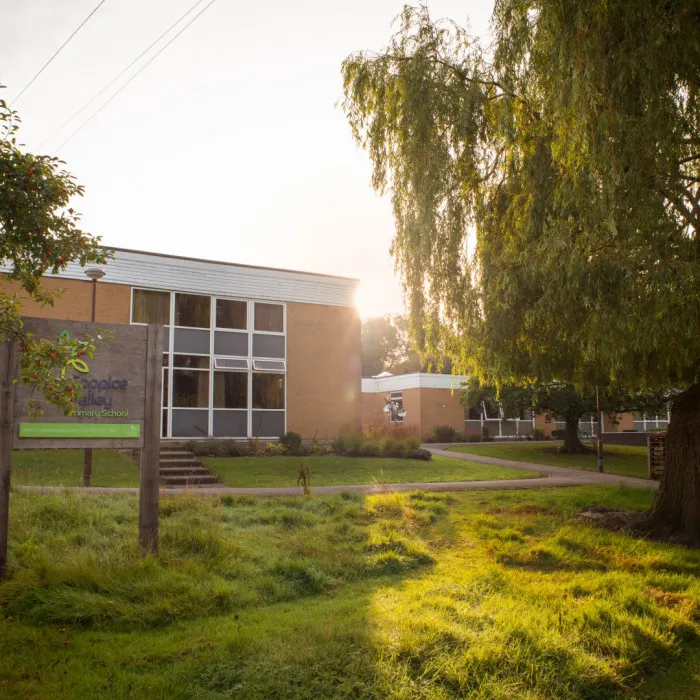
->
<box><xmin>342</xmin><ymin>4</ymin><xmax>700</xmax><ymax>541</ymax></box>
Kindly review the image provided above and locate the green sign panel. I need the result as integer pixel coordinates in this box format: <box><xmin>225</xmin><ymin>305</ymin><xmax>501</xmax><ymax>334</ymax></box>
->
<box><xmin>18</xmin><ymin>422</ymin><xmax>141</xmax><ymax>439</ymax></box>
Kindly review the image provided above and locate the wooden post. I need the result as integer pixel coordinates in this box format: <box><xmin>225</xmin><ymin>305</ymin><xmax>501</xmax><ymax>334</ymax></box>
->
<box><xmin>139</xmin><ymin>324</ymin><xmax>162</xmax><ymax>555</ymax></box>
<box><xmin>0</xmin><ymin>342</ymin><xmax>17</xmax><ymax>580</ymax></box>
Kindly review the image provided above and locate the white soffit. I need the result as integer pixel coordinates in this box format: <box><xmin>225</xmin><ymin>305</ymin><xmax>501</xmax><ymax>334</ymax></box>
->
<box><xmin>362</xmin><ymin>373</ymin><xmax>469</xmax><ymax>393</ymax></box>
<box><xmin>1</xmin><ymin>248</ymin><xmax>359</xmax><ymax>308</ymax></box>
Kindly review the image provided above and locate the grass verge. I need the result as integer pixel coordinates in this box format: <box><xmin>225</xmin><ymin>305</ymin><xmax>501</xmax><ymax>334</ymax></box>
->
<box><xmin>11</xmin><ymin>449</ymin><xmax>139</xmax><ymax>487</ymax></box>
<box><xmin>202</xmin><ymin>454</ymin><xmax>540</xmax><ymax>487</ymax></box>
<box><xmin>449</xmin><ymin>442</ymin><xmax>649</xmax><ymax>478</ymax></box>
<box><xmin>1</xmin><ymin>485</ymin><xmax>699</xmax><ymax>698</ymax></box>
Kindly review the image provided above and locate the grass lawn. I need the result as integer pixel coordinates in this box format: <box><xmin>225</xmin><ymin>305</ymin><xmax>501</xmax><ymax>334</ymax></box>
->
<box><xmin>449</xmin><ymin>442</ymin><xmax>649</xmax><ymax>478</ymax></box>
<box><xmin>11</xmin><ymin>449</ymin><xmax>140</xmax><ymax>487</ymax></box>
<box><xmin>203</xmin><ymin>454</ymin><xmax>540</xmax><ymax>487</ymax></box>
<box><xmin>2</xmin><ymin>485</ymin><xmax>700</xmax><ymax>698</ymax></box>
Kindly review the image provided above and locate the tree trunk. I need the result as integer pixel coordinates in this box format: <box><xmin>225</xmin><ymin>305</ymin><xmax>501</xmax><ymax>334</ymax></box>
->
<box><xmin>644</xmin><ymin>383</ymin><xmax>700</xmax><ymax>546</ymax></box>
<box><xmin>561</xmin><ymin>417</ymin><xmax>587</xmax><ymax>453</ymax></box>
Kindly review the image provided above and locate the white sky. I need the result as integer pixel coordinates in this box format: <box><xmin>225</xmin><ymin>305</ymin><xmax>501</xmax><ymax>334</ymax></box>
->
<box><xmin>0</xmin><ymin>0</ymin><xmax>492</xmax><ymax>317</ymax></box>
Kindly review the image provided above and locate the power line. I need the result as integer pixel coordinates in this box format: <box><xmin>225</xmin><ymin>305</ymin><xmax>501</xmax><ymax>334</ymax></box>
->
<box><xmin>10</xmin><ymin>0</ymin><xmax>110</xmax><ymax>107</ymax></box>
<box><xmin>54</xmin><ymin>0</ymin><xmax>218</xmax><ymax>153</ymax></box>
<box><xmin>40</xmin><ymin>0</ymin><xmax>210</xmax><ymax>150</ymax></box>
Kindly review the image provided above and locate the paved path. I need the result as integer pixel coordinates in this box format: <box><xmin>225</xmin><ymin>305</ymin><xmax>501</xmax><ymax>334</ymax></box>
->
<box><xmin>427</xmin><ymin>445</ymin><xmax>657</xmax><ymax>489</ymax></box>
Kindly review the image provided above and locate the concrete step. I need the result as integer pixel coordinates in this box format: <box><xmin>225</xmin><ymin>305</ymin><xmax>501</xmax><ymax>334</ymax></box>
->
<box><xmin>159</xmin><ymin>457</ymin><xmax>202</xmax><ymax>465</ymax></box>
<box><xmin>158</xmin><ymin>450</ymin><xmax>193</xmax><ymax>458</ymax></box>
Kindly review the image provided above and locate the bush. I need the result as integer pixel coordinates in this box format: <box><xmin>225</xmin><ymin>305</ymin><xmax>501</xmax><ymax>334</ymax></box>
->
<box><xmin>482</xmin><ymin>426</ymin><xmax>490</xmax><ymax>440</ymax></box>
<box><xmin>405</xmin><ymin>436</ymin><xmax>420</xmax><ymax>451</ymax></box>
<box><xmin>279</xmin><ymin>431</ymin><xmax>302</xmax><ymax>453</ymax></box>
<box><xmin>407</xmin><ymin>448</ymin><xmax>432</xmax><ymax>461</ymax></box>
<box><xmin>380</xmin><ymin>437</ymin><xmax>397</xmax><ymax>456</ymax></box>
<box><xmin>331</xmin><ymin>437</ymin><xmax>345</xmax><ymax>454</ymax></box>
<box><xmin>531</xmin><ymin>428</ymin><xmax>546</xmax><ymax>441</ymax></box>
<box><xmin>343</xmin><ymin>435</ymin><xmax>364</xmax><ymax>456</ymax></box>
<box><xmin>187</xmin><ymin>440</ymin><xmax>250</xmax><ymax>458</ymax></box>
<box><xmin>551</xmin><ymin>428</ymin><xmax>567</xmax><ymax>440</ymax></box>
<box><xmin>467</xmin><ymin>434</ymin><xmax>483</xmax><ymax>443</ymax></box>
<box><xmin>432</xmin><ymin>425</ymin><xmax>458</xmax><ymax>443</ymax></box>
<box><xmin>359</xmin><ymin>441</ymin><xmax>380</xmax><ymax>457</ymax></box>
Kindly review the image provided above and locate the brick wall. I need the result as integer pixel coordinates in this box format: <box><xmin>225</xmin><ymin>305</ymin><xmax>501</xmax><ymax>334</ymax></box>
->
<box><xmin>419</xmin><ymin>388</ymin><xmax>465</xmax><ymax>436</ymax></box>
<box><xmin>286</xmin><ymin>302</ymin><xmax>362</xmax><ymax>439</ymax></box>
<box><xmin>1</xmin><ymin>274</ymin><xmax>131</xmax><ymax>324</ymax></box>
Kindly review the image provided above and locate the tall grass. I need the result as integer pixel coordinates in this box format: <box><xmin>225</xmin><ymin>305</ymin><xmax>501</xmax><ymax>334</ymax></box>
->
<box><xmin>1</xmin><ymin>486</ymin><xmax>700</xmax><ymax>698</ymax></box>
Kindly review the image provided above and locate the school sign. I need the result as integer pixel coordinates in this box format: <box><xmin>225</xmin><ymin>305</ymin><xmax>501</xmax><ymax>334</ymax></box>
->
<box><xmin>1</xmin><ymin>319</ymin><xmax>163</xmax><ymax>578</ymax></box>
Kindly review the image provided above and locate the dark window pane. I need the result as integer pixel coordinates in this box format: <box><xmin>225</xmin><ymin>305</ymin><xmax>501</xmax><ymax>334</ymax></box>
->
<box><xmin>214</xmin><ymin>330</ymin><xmax>248</xmax><ymax>356</ymax></box>
<box><xmin>213</xmin><ymin>410</ymin><xmax>247</xmax><ymax>437</ymax></box>
<box><xmin>254</xmin><ymin>303</ymin><xmax>283</xmax><ymax>332</ymax></box>
<box><xmin>172</xmin><ymin>370</ymin><xmax>209</xmax><ymax>408</ymax></box>
<box><xmin>162</xmin><ymin>369</ymin><xmax>169</xmax><ymax>405</ymax></box>
<box><xmin>252</xmin><ymin>334</ymin><xmax>285</xmax><ymax>358</ymax></box>
<box><xmin>216</xmin><ymin>299</ymin><xmax>247</xmax><ymax>330</ymax></box>
<box><xmin>175</xmin><ymin>293</ymin><xmax>210</xmax><ymax>328</ymax></box>
<box><xmin>132</xmin><ymin>289</ymin><xmax>170</xmax><ymax>325</ymax></box>
<box><xmin>214</xmin><ymin>372</ymin><xmax>247</xmax><ymax>409</ymax></box>
<box><xmin>173</xmin><ymin>354</ymin><xmax>210</xmax><ymax>369</ymax></box>
<box><xmin>162</xmin><ymin>410</ymin><xmax>168</xmax><ymax>438</ymax></box>
<box><xmin>171</xmin><ymin>409</ymin><xmax>209</xmax><ymax>438</ymax></box>
<box><xmin>467</xmin><ymin>407</ymin><xmax>481</xmax><ymax>420</ymax></box>
<box><xmin>251</xmin><ymin>410</ymin><xmax>285</xmax><ymax>438</ymax></box>
<box><xmin>252</xmin><ymin>373</ymin><xmax>285</xmax><ymax>409</ymax></box>
<box><xmin>173</xmin><ymin>328</ymin><xmax>210</xmax><ymax>354</ymax></box>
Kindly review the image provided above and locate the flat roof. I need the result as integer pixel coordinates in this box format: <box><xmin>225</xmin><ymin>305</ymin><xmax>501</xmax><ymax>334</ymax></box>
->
<box><xmin>103</xmin><ymin>246</ymin><xmax>360</xmax><ymax>283</ymax></box>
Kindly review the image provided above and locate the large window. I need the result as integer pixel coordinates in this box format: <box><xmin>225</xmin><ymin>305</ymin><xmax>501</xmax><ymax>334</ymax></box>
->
<box><xmin>175</xmin><ymin>293</ymin><xmax>210</xmax><ymax>328</ymax></box>
<box><xmin>132</xmin><ymin>289</ymin><xmax>170</xmax><ymax>325</ymax></box>
<box><xmin>253</xmin><ymin>373</ymin><xmax>285</xmax><ymax>409</ymax></box>
<box><xmin>214</xmin><ymin>372</ymin><xmax>247</xmax><ymax>409</ymax></box>
<box><xmin>216</xmin><ymin>299</ymin><xmax>247</xmax><ymax>329</ymax></box>
<box><xmin>172</xmin><ymin>370</ymin><xmax>209</xmax><ymax>407</ymax></box>
<box><xmin>140</xmin><ymin>289</ymin><xmax>287</xmax><ymax>437</ymax></box>
<box><xmin>254</xmin><ymin>303</ymin><xmax>284</xmax><ymax>332</ymax></box>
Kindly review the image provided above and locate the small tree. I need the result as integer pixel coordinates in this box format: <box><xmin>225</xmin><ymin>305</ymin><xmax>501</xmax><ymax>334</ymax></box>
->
<box><xmin>1</xmin><ymin>88</ymin><xmax>106</xmax><ymax>414</ymax></box>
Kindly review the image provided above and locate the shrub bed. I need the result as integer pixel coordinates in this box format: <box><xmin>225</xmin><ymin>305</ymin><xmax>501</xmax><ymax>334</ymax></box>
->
<box><xmin>187</xmin><ymin>433</ymin><xmax>432</xmax><ymax>460</ymax></box>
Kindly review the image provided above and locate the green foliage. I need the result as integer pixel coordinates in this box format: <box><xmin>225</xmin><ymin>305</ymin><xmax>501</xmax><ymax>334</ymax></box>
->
<box><xmin>279</xmin><ymin>431</ymin><xmax>302</xmax><ymax>453</ymax></box>
<box><xmin>0</xmin><ymin>89</ymin><xmax>107</xmax><ymax>415</ymax></box>
<box><xmin>532</xmin><ymin>428</ymin><xmax>546</xmax><ymax>441</ymax></box>
<box><xmin>432</xmin><ymin>424</ymin><xmax>457</xmax><ymax>442</ymax></box>
<box><xmin>342</xmin><ymin>4</ymin><xmax>700</xmax><ymax>392</ymax></box>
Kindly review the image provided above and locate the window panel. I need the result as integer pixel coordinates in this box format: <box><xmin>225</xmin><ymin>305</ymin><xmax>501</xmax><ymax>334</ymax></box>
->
<box><xmin>173</xmin><ymin>354</ymin><xmax>210</xmax><ymax>369</ymax></box>
<box><xmin>171</xmin><ymin>409</ymin><xmax>209</xmax><ymax>438</ymax></box>
<box><xmin>252</xmin><ymin>373</ymin><xmax>285</xmax><ymax>409</ymax></box>
<box><xmin>173</xmin><ymin>328</ymin><xmax>210</xmax><ymax>354</ymax></box>
<box><xmin>214</xmin><ymin>330</ymin><xmax>248</xmax><ymax>357</ymax></box>
<box><xmin>175</xmin><ymin>293</ymin><xmax>210</xmax><ymax>328</ymax></box>
<box><xmin>216</xmin><ymin>299</ymin><xmax>247</xmax><ymax>330</ymax></box>
<box><xmin>251</xmin><ymin>410</ymin><xmax>285</xmax><ymax>438</ymax></box>
<box><xmin>172</xmin><ymin>370</ymin><xmax>209</xmax><ymax>408</ymax></box>
<box><xmin>252</xmin><ymin>334</ymin><xmax>285</xmax><ymax>358</ymax></box>
<box><xmin>162</xmin><ymin>410</ymin><xmax>168</xmax><ymax>438</ymax></box>
<box><xmin>214</xmin><ymin>371</ymin><xmax>247</xmax><ymax>409</ymax></box>
<box><xmin>132</xmin><ymin>289</ymin><xmax>170</xmax><ymax>325</ymax></box>
<box><xmin>213</xmin><ymin>410</ymin><xmax>247</xmax><ymax>437</ymax></box>
<box><xmin>214</xmin><ymin>357</ymin><xmax>249</xmax><ymax>370</ymax></box>
<box><xmin>252</xmin><ymin>359</ymin><xmax>286</xmax><ymax>371</ymax></box>
<box><xmin>254</xmin><ymin>303</ymin><xmax>284</xmax><ymax>332</ymax></box>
